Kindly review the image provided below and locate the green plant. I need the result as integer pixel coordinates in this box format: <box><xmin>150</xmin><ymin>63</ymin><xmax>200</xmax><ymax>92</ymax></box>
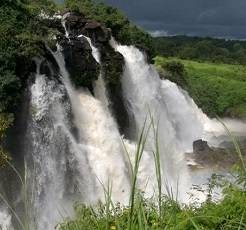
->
<box><xmin>59</xmin><ymin>118</ymin><xmax>246</xmax><ymax>230</ymax></box>
<box><xmin>154</xmin><ymin>35</ymin><xmax>246</xmax><ymax>65</ymax></box>
<box><xmin>65</xmin><ymin>0</ymin><xmax>155</xmax><ymax>59</ymax></box>
<box><xmin>160</xmin><ymin>60</ymin><xmax>187</xmax><ymax>88</ymax></box>
<box><xmin>0</xmin><ymin>113</ymin><xmax>13</xmax><ymax>168</ymax></box>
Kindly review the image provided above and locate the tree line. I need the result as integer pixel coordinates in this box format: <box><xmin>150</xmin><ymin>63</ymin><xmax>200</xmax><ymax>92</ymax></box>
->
<box><xmin>154</xmin><ymin>35</ymin><xmax>246</xmax><ymax>65</ymax></box>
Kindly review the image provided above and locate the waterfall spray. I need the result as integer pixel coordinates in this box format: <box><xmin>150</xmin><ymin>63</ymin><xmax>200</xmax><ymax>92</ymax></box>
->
<box><xmin>111</xmin><ymin>39</ymin><xmax>194</xmax><ymax>201</ymax></box>
<box><xmin>26</xmin><ymin>58</ymin><xmax>98</xmax><ymax>229</ymax></box>
<box><xmin>52</xmin><ymin>43</ymin><xmax>132</xmax><ymax>204</ymax></box>
<box><xmin>0</xmin><ymin>208</ymin><xmax>13</xmax><ymax>230</ymax></box>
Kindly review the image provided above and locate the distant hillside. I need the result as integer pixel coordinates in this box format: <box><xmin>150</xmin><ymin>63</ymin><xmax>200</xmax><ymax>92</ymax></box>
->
<box><xmin>154</xmin><ymin>36</ymin><xmax>246</xmax><ymax>65</ymax></box>
<box><xmin>155</xmin><ymin>57</ymin><xmax>246</xmax><ymax>118</ymax></box>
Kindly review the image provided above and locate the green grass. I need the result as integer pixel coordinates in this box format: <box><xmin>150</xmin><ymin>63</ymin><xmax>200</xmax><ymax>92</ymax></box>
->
<box><xmin>155</xmin><ymin>57</ymin><xmax>246</xmax><ymax>118</ymax></box>
<box><xmin>59</xmin><ymin>119</ymin><xmax>246</xmax><ymax>230</ymax></box>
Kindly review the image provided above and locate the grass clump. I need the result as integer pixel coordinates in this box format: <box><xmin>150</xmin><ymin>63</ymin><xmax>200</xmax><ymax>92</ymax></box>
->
<box><xmin>59</xmin><ymin>120</ymin><xmax>246</xmax><ymax>230</ymax></box>
<box><xmin>59</xmin><ymin>178</ymin><xmax>246</xmax><ymax>230</ymax></box>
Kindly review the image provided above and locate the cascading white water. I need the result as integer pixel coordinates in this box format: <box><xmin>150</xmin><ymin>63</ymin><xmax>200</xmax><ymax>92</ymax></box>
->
<box><xmin>160</xmin><ymin>80</ymin><xmax>206</xmax><ymax>152</ymax></box>
<box><xmin>83</xmin><ymin>36</ymin><xmax>158</xmax><ymax>198</ymax></box>
<box><xmin>78</xmin><ymin>35</ymin><xmax>109</xmax><ymax>107</ymax></box>
<box><xmin>111</xmin><ymin>38</ymin><xmax>246</xmax><ymax>202</ymax></box>
<box><xmin>111</xmin><ymin>39</ymin><xmax>191</xmax><ymax>201</ymax></box>
<box><xmin>27</xmin><ymin>61</ymin><xmax>97</xmax><ymax>229</ymax></box>
<box><xmin>162</xmin><ymin>81</ymin><xmax>246</xmax><ymax>147</ymax></box>
<box><xmin>54</xmin><ymin>34</ymin><xmax>157</xmax><ymax>201</ymax></box>
<box><xmin>51</xmin><ymin>44</ymin><xmax>133</xmax><ymax>204</ymax></box>
<box><xmin>0</xmin><ymin>207</ymin><xmax>13</xmax><ymax>230</ymax></box>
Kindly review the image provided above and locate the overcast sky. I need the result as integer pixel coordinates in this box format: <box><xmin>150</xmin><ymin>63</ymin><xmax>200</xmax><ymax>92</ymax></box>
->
<box><xmin>101</xmin><ymin>0</ymin><xmax>246</xmax><ymax>39</ymax></box>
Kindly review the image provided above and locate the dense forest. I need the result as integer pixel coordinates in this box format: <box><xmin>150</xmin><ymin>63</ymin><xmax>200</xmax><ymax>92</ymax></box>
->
<box><xmin>154</xmin><ymin>36</ymin><xmax>246</xmax><ymax>65</ymax></box>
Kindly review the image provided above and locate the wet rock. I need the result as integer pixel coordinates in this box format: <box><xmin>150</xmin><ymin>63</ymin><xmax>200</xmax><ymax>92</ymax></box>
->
<box><xmin>44</xmin><ymin>11</ymin><xmax>130</xmax><ymax>135</ymax></box>
<box><xmin>82</xmin><ymin>21</ymin><xmax>110</xmax><ymax>43</ymax></box>
<box><xmin>62</xmin><ymin>11</ymin><xmax>130</xmax><ymax>135</ymax></box>
<box><xmin>193</xmin><ymin>139</ymin><xmax>212</xmax><ymax>153</ymax></box>
<box><xmin>64</xmin><ymin>12</ymin><xmax>87</xmax><ymax>32</ymax></box>
<box><xmin>186</xmin><ymin>139</ymin><xmax>244</xmax><ymax>170</ymax></box>
<box><xmin>62</xmin><ymin>37</ymin><xmax>99</xmax><ymax>89</ymax></box>
<box><xmin>40</xmin><ymin>60</ymin><xmax>52</xmax><ymax>77</ymax></box>
<box><xmin>101</xmin><ymin>45</ymin><xmax>130</xmax><ymax>135</ymax></box>
<box><xmin>63</xmin><ymin>12</ymin><xmax>110</xmax><ymax>45</ymax></box>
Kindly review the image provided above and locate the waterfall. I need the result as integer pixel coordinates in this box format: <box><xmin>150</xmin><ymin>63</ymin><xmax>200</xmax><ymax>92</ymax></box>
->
<box><xmin>53</xmin><ymin>35</ymin><xmax>157</xmax><ymax>201</ymax></box>
<box><xmin>3</xmin><ymin>17</ymin><xmax>246</xmax><ymax>229</ymax></box>
<box><xmin>78</xmin><ymin>35</ymin><xmax>109</xmax><ymax>107</ymax></box>
<box><xmin>26</xmin><ymin>60</ymin><xmax>97</xmax><ymax>229</ymax></box>
<box><xmin>111</xmin><ymin>39</ymin><xmax>191</xmax><ymax>201</ymax></box>
<box><xmin>82</xmin><ymin>36</ymin><xmax>158</xmax><ymax>198</ymax></box>
<box><xmin>110</xmin><ymin>38</ymin><xmax>246</xmax><ymax>201</ymax></box>
<box><xmin>161</xmin><ymin>81</ymin><xmax>246</xmax><ymax>147</ymax></box>
<box><xmin>160</xmin><ymin>80</ymin><xmax>206</xmax><ymax>152</ymax></box>
<box><xmin>51</xmin><ymin>44</ymin><xmax>132</xmax><ymax>204</ymax></box>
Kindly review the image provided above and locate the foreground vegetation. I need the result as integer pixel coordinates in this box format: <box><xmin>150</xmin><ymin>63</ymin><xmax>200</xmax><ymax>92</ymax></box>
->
<box><xmin>155</xmin><ymin>57</ymin><xmax>246</xmax><ymax>118</ymax></box>
<box><xmin>59</xmin><ymin>186</ymin><xmax>246</xmax><ymax>230</ymax></box>
<box><xmin>1</xmin><ymin>120</ymin><xmax>244</xmax><ymax>230</ymax></box>
<box><xmin>59</xmin><ymin>123</ymin><xmax>246</xmax><ymax>230</ymax></box>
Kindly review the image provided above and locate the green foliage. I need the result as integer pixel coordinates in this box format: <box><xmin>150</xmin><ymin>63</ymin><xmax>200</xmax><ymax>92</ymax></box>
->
<box><xmin>59</xmin><ymin>120</ymin><xmax>246</xmax><ymax>230</ymax></box>
<box><xmin>0</xmin><ymin>113</ymin><xmax>13</xmax><ymax>169</ymax></box>
<box><xmin>0</xmin><ymin>0</ymin><xmax>58</xmax><ymax>113</ymax></box>
<box><xmin>189</xmin><ymin>187</ymin><xmax>246</xmax><ymax>230</ymax></box>
<box><xmin>154</xmin><ymin>35</ymin><xmax>246</xmax><ymax>65</ymax></box>
<box><xmin>26</xmin><ymin>0</ymin><xmax>57</xmax><ymax>15</ymax></box>
<box><xmin>65</xmin><ymin>0</ymin><xmax>155</xmax><ymax>59</ymax></box>
<box><xmin>59</xmin><ymin>163</ymin><xmax>246</xmax><ymax>230</ymax></box>
<box><xmin>0</xmin><ymin>0</ymin><xmax>58</xmax><ymax>169</ymax></box>
<box><xmin>160</xmin><ymin>60</ymin><xmax>187</xmax><ymax>88</ymax></box>
<box><xmin>155</xmin><ymin>57</ymin><xmax>246</xmax><ymax>118</ymax></box>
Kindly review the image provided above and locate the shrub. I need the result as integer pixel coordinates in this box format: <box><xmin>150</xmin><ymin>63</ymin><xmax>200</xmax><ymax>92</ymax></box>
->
<box><xmin>161</xmin><ymin>60</ymin><xmax>188</xmax><ymax>89</ymax></box>
<box><xmin>65</xmin><ymin>0</ymin><xmax>156</xmax><ymax>59</ymax></box>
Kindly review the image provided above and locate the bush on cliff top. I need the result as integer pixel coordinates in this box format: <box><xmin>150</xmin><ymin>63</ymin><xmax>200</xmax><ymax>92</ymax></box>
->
<box><xmin>65</xmin><ymin>0</ymin><xmax>155</xmax><ymax>59</ymax></box>
<box><xmin>0</xmin><ymin>0</ymin><xmax>57</xmax><ymax>113</ymax></box>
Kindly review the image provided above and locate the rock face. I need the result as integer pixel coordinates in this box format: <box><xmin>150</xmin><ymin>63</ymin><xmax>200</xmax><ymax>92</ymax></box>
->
<box><xmin>12</xmin><ymin>10</ymin><xmax>131</xmax><ymax>136</ymax></box>
<box><xmin>48</xmin><ymin>11</ymin><xmax>130</xmax><ymax>135</ymax></box>
<box><xmin>193</xmin><ymin>139</ymin><xmax>212</xmax><ymax>153</ymax></box>
<box><xmin>100</xmin><ymin>45</ymin><xmax>130</xmax><ymax>135</ymax></box>
<box><xmin>186</xmin><ymin>139</ymin><xmax>242</xmax><ymax>169</ymax></box>
<box><xmin>61</xmin><ymin>36</ymin><xmax>99</xmax><ymax>91</ymax></box>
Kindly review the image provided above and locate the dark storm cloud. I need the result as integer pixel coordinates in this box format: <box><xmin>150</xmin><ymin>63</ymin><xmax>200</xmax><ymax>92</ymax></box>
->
<box><xmin>101</xmin><ymin>0</ymin><xmax>246</xmax><ymax>39</ymax></box>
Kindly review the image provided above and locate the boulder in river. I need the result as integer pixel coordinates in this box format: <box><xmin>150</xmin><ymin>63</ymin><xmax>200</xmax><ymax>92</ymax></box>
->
<box><xmin>186</xmin><ymin>139</ymin><xmax>244</xmax><ymax>170</ymax></box>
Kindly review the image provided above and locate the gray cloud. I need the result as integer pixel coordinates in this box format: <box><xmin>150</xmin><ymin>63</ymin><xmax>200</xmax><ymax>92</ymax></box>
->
<box><xmin>101</xmin><ymin>0</ymin><xmax>246</xmax><ymax>39</ymax></box>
